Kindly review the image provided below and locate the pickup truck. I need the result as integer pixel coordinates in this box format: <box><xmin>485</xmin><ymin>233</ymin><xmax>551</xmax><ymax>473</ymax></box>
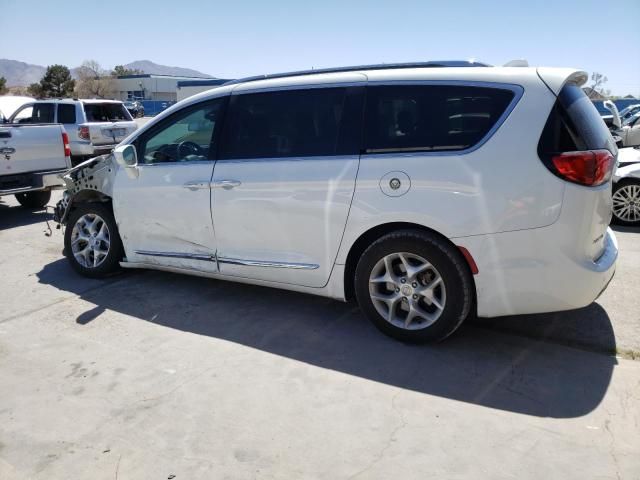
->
<box><xmin>0</xmin><ymin>123</ymin><xmax>71</xmax><ymax>208</ymax></box>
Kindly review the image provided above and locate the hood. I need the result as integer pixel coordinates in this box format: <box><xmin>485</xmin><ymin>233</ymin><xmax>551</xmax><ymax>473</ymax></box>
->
<box><xmin>603</xmin><ymin>100</ymin><xmax>621</xmax><ymax>129</ymax></box>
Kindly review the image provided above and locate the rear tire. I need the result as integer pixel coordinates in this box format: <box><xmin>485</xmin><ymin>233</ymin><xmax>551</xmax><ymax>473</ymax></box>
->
<box><xmin>354</xmin><ymin>229</ymin><xmax>473</xmax><ymax>343</ymax></box>
<box><xmin>64</xmin><ymin>203</ymin><xmax>123</xmax><ymax>278</ymax></box>
<box><xmin>15</xmin><ymin>190</ymin><xmax>51</xmax><ymax>209</ymax></box>
<box><xmin>612</xmin><ymin>180</ymin><xmax>640</xmax><ymax>226</ymax></box>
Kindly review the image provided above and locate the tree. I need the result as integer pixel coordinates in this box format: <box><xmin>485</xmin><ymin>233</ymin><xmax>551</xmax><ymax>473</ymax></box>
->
<box><xmin>112</xmin><ymin>65</ymin><xmax>144</xmax><ymax>76</ymax></box>
<box><xmin>75</xmin><ymin>60</ymin><xmax>116</xmax><ymax>99</ymax></box>
<box><xmin>27</xmin><ymin>82</ymin><xmax>44</xmax><ymax>97</ymax></box>
<box><xmin>35</xmin><ymin>65</ymin><xmax>75</xmax><ymax>98</ymax></box>
<box><xmin>0</xmin><ymin>77</ymin><xmax>7</xmax><ymax>95</ymax></box>
<box><xmin>586</xmin><ymin>72</ymin><xmax>610</xmax><ymax>99</ymax></box>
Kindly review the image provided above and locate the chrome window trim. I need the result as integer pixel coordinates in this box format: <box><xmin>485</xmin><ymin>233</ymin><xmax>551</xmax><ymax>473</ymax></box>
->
<box><xmin>217</xmin><ymin>256</ymin><xmax>319</xmax><ymax>270</ymax></box>
<box><xmin>138</xmin><ymin>160</ymin><xmax>216</xmax><ymax>167</ymax></box>
<box><xmin>361</xmin><ymin>80</ymin><xmax>524</xmax><ymax>158</ymax></box>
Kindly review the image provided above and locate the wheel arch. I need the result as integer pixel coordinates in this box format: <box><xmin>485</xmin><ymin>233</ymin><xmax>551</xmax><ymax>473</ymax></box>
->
<box><xmin>342</xmin><ymin>221</ymin><xmax>477</xmax><ymax>303</ymax></box>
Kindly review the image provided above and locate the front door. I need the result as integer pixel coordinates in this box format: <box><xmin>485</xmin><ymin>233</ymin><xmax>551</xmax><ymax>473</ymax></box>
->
<box><xmin>211</xmin><ymin>85</ymin><xmax>364</xmax><ymax>287</ymax></box>
<box><xmin>113</xmin><ymin>97</ymin><xmax>227</xmax><ymax>272</ymax></box>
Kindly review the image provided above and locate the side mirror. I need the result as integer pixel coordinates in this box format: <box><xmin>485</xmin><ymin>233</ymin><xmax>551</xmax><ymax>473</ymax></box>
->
<box><xmin>113</xmin><ymin>144</ymin><xmax>139</xmax><ymax>179</ymax></box>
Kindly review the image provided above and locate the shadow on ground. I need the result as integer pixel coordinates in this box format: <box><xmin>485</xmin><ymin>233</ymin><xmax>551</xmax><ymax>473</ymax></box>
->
<box><xmin>0</xmin><ymin>200</ymin><xmax>53</xmax><ymax>230</ymax></box>
<box><xmin>37</xmin><ymin>258</ymin><xmax>618</xmax><ymax>419</ymax></box>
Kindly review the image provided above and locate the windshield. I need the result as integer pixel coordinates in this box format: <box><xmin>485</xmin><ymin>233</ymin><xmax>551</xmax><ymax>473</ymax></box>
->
<box><xmin>83</xmin><ymin>103</ymin><xmax>132</xmax><ymax>122</ymax></box>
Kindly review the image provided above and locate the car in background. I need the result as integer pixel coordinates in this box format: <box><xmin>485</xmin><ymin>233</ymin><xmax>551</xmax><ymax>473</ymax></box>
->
<box><xmin>604</xmin><ymin>100</ymin><xmax>640</xmax><ymax>148</ymax></box>
<box><xmin>124</xmin><ymin>100</ymin><xmax>145</xmax><ymax>118</ymax></box>
<box><xmin>612</xmin><ymin>147</ymin><xmax>640</xmax><ymax>226</ymax></box>
<box><xmin>53</xmin><ymin>62</ymin><xmax>618</xmax><ymax>343</ymax></box>
<box><xmin>0</xmin><ymin>121</ymin><xmax>70</xmax><ymax>208</ymax></box>
<box><xmin>0</xmin><ymin>95</ymin><xmax>34</xmax><ymax>122</ymax></box>
<box><xmin>10</xmin><ymin>99</ymin><xmax>138</xmax><ymax>165</ymax></box>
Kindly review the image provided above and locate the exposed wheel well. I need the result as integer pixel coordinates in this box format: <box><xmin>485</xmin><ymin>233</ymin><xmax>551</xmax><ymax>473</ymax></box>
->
<box><xmin>71</xmin><ymin>189</ymin><xmax>112</xmax><ymax>206</ymax></box>
<box><xmin>342</xmin><ymin>222</ymin><xmax>477</xmax><ymax>303</ymax></box>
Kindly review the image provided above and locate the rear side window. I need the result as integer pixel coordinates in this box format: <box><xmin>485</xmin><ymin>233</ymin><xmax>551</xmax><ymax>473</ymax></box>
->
<box><xmin>538</xmin><ymin>84</ymin><xmax>617</xmax><ymax>155</ymax></box>
<box><xmin>57</xmin><ymin>104</ymin><xmax>76</xmax><ymax>123</ymax></box>
<box><xmin>83</xmin><ymin>103</ymin><xmax>132</xmax><ymax>122</ymax></box>
<box><xmin>364</xmin><ymin>85</ymin><xmax>515</xmax><ymax>153</ymax></box>
<box><xmin>219</xmin><ymin>87</ymin><xmax>363</xmax><ymax>159</ymax></box>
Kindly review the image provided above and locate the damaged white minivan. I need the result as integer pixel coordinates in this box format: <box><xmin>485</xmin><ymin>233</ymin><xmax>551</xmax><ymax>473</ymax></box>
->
<box><xmin>54</xmin><ymin>61</ymin><xmax>618</xmax><ymax>342</ymax></box>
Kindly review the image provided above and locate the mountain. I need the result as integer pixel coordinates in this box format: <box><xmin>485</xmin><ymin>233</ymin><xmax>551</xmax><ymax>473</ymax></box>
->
<box><xmin>0</xmin><ymin>59</ymin><xmax>213</xmax><ymax>86</ymax></box>
<box><xmin>123</xmin><ymin>60</ymin><xmax>213</xmax><ymax>78</ymax></box>
<box><xmin>0</xmin><ymin>59</ymin><xmax>46</xmax><ymax>86</ymax></box>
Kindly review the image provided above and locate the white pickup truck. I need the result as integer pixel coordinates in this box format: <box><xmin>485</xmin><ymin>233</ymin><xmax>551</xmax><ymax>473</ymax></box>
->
<box><xmin>0</xmin><ymin>123</ymin><xmax>71</xmax><ymax>208</ymax></box>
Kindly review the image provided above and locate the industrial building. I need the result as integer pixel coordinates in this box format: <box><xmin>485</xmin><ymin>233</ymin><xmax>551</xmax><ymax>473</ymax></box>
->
<box><xmin>114</xmin><ymin>74</ymin><xmax>218</xmax><ymax>102</ymax></box>
<box><xmin>176</xmin><ymin>78</ymin><xmax>230</xmax><ymax>101</ymax></box>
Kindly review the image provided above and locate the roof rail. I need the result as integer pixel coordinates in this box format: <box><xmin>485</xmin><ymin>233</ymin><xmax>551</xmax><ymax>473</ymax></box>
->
<box><xmin>223</xmin><ymin>60</ymin><xmax>491</xmax><ymax>86</ymax></box>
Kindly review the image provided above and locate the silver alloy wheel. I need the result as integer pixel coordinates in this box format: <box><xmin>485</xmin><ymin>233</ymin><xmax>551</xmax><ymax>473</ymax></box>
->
<box><xmin>368</xmin><ymin>252</ymin><xmax>446</xmax><ymax>330</ymax></box>
<box><xmin>71</xmin><ymin>213</ymin><xmax>111</xmax><ymax>268</ymax></box>
<box><xmin>613</xmin><ymin>183</ymin><xmax>640</xmax><ymax>223</ymax></box>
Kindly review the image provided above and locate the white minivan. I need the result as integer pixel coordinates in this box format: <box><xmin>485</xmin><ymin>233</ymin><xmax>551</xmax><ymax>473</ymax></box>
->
<box><xmin>53</xmin><ymin>61</ymin><xmax>618</xmax><ymax>342</ymax></box>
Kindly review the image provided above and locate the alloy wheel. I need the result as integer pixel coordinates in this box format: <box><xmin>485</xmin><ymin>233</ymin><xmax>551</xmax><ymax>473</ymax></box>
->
<box><xmin>613</xmin><ymin>183</ymin><xmax>640</xmax><ymax>223</ymax></box>
<box><xmin>70</xmin><ymin>213</ymin><xmax>111</xmax><ymax>268</ymax></box>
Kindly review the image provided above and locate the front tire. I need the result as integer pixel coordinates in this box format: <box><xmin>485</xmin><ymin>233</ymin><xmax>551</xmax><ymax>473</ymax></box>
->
<box><xmin>64</xmin><ymin>203</ymin><xmax>123</xmax><ymax>278</ymax></box>
<box><xmin>612</xmin><ymin>180</ymin><xmax>640</xmax><ymax>226</ymax></box>
<box><xmin>15</xmin><ymin>190</ymin><xmax>51</xmax><ymax>209</ymax></box>
<box><xmin>355</xmin><ymin>230</ymin><xmax>473</xmax><ymax>343</ymax></box>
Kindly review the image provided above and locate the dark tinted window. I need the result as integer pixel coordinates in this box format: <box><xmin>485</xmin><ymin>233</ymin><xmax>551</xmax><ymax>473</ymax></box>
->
<box><xmin>57</xmin><ymin>104</ymin><xmax>76</xmax><ymax>123</ymax></box>
<box><xmin>364</xmin><ymin>85</ymin><xmax>515</xmax><ymax>153</ymax></box>
<box><xmin>538</xmin><ymin>84</ymin><xmax>617</xmax><ymax>157</ymax></box>
<box><xmin>220</xmin><ymin>87</ymin><xmax>362</xmax><ymax>159</ymax></box>
<box><xmin>83</xmin><ymin>103</ymin><xmax>132</xmax><ymax>122</ymax></box>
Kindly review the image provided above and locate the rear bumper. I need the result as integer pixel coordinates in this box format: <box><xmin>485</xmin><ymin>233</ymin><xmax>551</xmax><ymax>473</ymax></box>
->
<box><xmin>71</xmin><ymin>141</ymin><xmax>117</xmax><ymax>157</ymax></box>
<box><xmin>0</xmin><ymin>168</ymin><xmax>67</xmax><ymax>196</ymax></box>
<box><xmin>455</xmin><ymin>227</ymin><xmax>618</xmax><ymax>318</ymax></box>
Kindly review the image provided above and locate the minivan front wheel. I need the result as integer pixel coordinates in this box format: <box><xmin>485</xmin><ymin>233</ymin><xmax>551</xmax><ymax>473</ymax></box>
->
<box><xmin>64</xmin><ymin>203</ymin><xmax>123</xmax><ymax>278</ymax></box>
<box><xmin>355</xmin><ymin>230</ymin><xmax>473</xmax><ymax>343</ymax></box>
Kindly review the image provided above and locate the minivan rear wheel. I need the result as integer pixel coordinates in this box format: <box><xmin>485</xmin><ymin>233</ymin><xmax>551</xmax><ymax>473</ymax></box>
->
<box><xmin>354</xmin><ymin>230</ymin><xmax>473</xmax><ymax>343</ymax></box>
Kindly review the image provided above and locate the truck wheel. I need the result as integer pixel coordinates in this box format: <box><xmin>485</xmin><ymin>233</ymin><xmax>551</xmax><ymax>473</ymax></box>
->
<box><xmin>15</xmin><ymin>190</ymin><xmax>51</xmax><ymax>209</ymax></box>
<box><xmin>64</xmin><ymin>203</ymin><xmax>123</xmax><ymax>278</ymax></box>
<box><xmin>354</xmin><ymin>230</ymin><xmax>473</xmax><ymax>343</ymax></box>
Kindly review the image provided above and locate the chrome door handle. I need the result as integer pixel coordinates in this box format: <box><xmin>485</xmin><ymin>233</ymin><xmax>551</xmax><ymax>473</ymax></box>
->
<box><xmin>183</xmin><ymin>181</ymin><xmax>211</xmax><ymax>191</ymax></box>
<box><xmin>0</xmin><ymin>147</ymin><xmax>15</xmax><ymax>155</ymax></box>
<box><xmin>212</xmin><ymin>179</ymin><xmax>241</xmax><ymax>190</ymax></box>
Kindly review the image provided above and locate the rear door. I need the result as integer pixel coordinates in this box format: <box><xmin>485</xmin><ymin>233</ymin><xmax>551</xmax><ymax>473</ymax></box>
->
<box><xmin>211</xmin><ymin>85</ymin><xmax>365</xmax><ymax>287</ymax></box>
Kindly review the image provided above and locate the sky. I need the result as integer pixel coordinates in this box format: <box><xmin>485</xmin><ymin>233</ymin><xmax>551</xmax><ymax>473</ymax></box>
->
<box><xmin>2</xmin><ymin>0</ymin><xmax>639</xmax><ymax>96</ymax></box>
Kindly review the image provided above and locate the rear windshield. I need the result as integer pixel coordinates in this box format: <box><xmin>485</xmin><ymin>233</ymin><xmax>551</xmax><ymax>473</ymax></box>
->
<box><xmin>83</xmin><ymin>103</ymin><xmax>132</xmax><ymax>122</ymax></box>
<box><xmin>539</xmin><ymin>84</ymin><xmax>617</xmax><ymax>155</ymax></box>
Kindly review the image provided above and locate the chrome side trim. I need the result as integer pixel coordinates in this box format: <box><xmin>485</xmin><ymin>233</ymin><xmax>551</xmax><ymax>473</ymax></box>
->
<box><xmin>217</xmin><ymin>256</ymin><xmax>319</xmax><ymax>270</ymax></box>
<box><xmin>135</xmin><ymin>250</ymin><xmax>216</xmax><ymax>262</ymax></box>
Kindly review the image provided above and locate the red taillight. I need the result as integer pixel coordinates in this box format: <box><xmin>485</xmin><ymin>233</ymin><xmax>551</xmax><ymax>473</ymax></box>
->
<box><xmin>78</xmin><ymin>126</ymin><xmax>90</xmax><ymax>141</ymax></box>
<box><xmin>62</xmin><ymin>132</ymin><xmax>71</xmax><ymax>157</ymax></box>
<box><xmin>551</xmin><ymin>150</ymin><xmax>615</xmax><ymax>186</ymax></box>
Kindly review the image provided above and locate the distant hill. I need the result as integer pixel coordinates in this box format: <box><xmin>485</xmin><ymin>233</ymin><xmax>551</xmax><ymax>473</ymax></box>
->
<box><xmin>0</xmin><ymin>58</ymin><xmax>213</xmax><ymax>86</ymax></box>
<box><xmin>123</xmin><ymin>60</ymin><xmax>212</xmax><ymax>78</ymax></box>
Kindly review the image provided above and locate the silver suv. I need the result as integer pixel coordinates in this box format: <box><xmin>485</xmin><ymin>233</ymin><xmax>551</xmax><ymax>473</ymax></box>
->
<box><xmin>10</xmin><ymin>99</ymin><xmax>137</xmax><ymax>165</ymax></box>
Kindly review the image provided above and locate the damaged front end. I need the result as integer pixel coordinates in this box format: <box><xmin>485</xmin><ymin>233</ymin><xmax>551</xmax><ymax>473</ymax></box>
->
<box><xmin>53</xmin><ymin>154</ymin><xmax>118</xmax><ymax>226</ymax></box>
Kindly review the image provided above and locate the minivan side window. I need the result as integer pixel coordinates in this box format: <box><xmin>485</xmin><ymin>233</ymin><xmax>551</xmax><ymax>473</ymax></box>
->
<box><xmin>57</xmin><ymin>104</ymin><xmax>77</xmax><ymax>124</ymax></box>
<box><xmin>219</xmin><ymin>87</ymin><xmax>362</xmax><ymax>160</ymax></box>
<box><xmin>363</xmin><ymin>85</ymin><xmax>515</xmax><ymax>153</ymax></box>
<box><xmin>137</xmin><ymin>98</ymin><xmax>226</xmax><ymax>164</ymax></box>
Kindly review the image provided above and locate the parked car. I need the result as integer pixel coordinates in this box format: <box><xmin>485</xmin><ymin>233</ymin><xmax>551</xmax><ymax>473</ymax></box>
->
<box><xmin>124</xmin><ymin>100</ymin><xmax>145</xmax><ymax>118</ymax></box>
<box><xmin>0</xmin><ymin>95</ymin><xmax>34</xmax><ymax>122</ymax></box>
<box><xmin>612</xmin><ymin>147</ymin><xmax>640</xmax><ymax>226</ymax></box>
<box><xmin>602</xmin><ymin>103</ymin><xmax>640</xmax><ymax>127</ymax></box>
<box><xmin>53</xmin><ymin>61</ymin><xmax>618</xmax><ymax>342</ymax></box>
<box><xmin>0</xmin><ymin>122</ymin><xmax>71</xmax><ymax>208</ymax></box>
<box><xmin>9</xmin><ymin>99</ymin><xmax>137</xmax><ymax>165</ymax></box>
<box><xmin>604</xmin><ymin>100</ymin><xmax>640</xmax><ymax>148</ymax></box>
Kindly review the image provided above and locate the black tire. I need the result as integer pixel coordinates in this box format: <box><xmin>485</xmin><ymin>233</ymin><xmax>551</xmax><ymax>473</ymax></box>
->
<box><xmin>15</xmin><ymin>190</ymin><xmax>51</xmax><ymax>209</ymax></box>
<box><xmin>64</xmin><ymin>203</ymin><xmax>124</xmax><ymax>278</ymax></box>
<box><xmin>611</xmin><ymin>180</ymin><xmax>640</xmax><ymax>226</ymax></box>
<box><xmin>354</xmin><ymin>229</ymin><xmax>473</xmax><ymax>343</ymax></box>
